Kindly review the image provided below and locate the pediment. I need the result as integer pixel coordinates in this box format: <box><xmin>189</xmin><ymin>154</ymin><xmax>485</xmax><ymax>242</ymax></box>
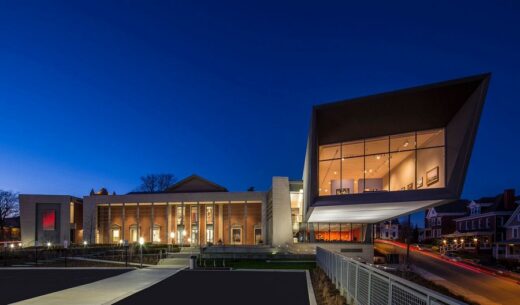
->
<box><xmin>164</xmin><ymin>175</ymin><xmax>228</xmax><ymax>193</ymax></box>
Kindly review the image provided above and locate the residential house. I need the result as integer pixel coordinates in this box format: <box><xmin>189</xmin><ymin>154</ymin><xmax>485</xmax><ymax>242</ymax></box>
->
<box><xmin>496</xmin><ymin>204</ymin><xmax>520</xmax><ymax>261</ymax></box>
<box><xmin>448</xmin><ymin>189</ymin><xmax>518</xmax><ymax>252</ymax></box>
<box><xmin>378</xmin><ymin>219</ymin><xmax>400</xmax><ymax>240</ymax></box>
<box><xmin>423</xmin><ymin>200</ymin><xmax>467</xmax><ymax>242</ymax></box>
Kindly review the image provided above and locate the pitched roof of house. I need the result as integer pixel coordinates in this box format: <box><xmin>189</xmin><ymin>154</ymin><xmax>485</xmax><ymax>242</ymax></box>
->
<box><xmin>473</xmin><ymin>192</ymin><xmax>519</xmax><ymax>213</ymax></box>
<box><xmin>164</xmin><ymin>175</ymin><xmax>228</xmax><ymax>193</ymax></box>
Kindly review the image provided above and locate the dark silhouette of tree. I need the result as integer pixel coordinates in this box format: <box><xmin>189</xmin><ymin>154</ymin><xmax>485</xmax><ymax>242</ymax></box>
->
<box><xmin>0</xmin><ymin>190</ymin><xmax>19</xmax><ymax>240</ymax></box>
<box><xmin>247</xmin><ymin>186</ymin><xmax>255</xmax><ymax>192</ymax></box>
<box><xmin>137</xmin><ymin>174</ymin><xmax>176</xmax><ymax>192</ymax></box>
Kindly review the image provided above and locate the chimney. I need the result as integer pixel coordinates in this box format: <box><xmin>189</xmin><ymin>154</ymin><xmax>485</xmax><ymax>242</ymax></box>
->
<box><xmin>503</xmin><ymin>189</ymin><xmax>516</xmax><ymax>210</ymax></box>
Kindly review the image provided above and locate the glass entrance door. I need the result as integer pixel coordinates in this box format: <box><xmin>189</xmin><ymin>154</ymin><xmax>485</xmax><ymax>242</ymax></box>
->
<box><xmin>231</xmin><ymin>227</ymin><xmax>242</xmax><ymax>245</ymax></box>
<box><xmin>191</xmin><ymin>226</ymin><xmax>198</xmax><ymax>246</ymax></box>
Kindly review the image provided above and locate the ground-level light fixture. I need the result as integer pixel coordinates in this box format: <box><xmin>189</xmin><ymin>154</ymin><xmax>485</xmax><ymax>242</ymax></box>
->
<box><xmin>460</xmin><ymin>239</ymin><xmax>464</xmax><ymax>243</ymax></box>
<box><xmin>139</xmin><ymin>237</ymin><xmax>145</xmax><ymax>246</ymax></box>
<box><xmin>473</xmin><ymin>238</ymin><xmax>478</xmax><ymax>242</ymax></box>
<box><xmin>9</xmin><ymin>244</ymin><xmax>14</xmax><ymax>249</ymax></box>
<box><xmin>119</xmin><ymin>239</ymin><xmax>124</xmax><ymax>245</ymax></box>
<box><xmin>18</xmin><ymin>242</ymin><xmax>22</xmax><ymax>247</ymax></box>
<box><xmin>47</xmin><ymin>242</ymin><xmax>52</xmax><ymax>248</ymax></box>
<box><xmin>170</xmin><ymin>232</ymin><xmax>175</xmax><ymax>239</ymax></box>
<box><xmin>83</xmin><ymin>240</ymin><xmax>88</xmax><ymax>246</ymax></box>
<box><xmin>182</xmin><ymin>230</ymin><xmax>187</xmax><ymax>236</ymax></box>
<box><xmin>442</xmin><ymin>239</ymin><xmax>447</xmax><ymax>244</ymax></box>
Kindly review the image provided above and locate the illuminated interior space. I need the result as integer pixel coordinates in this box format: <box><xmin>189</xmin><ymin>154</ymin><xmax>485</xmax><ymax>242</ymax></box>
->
<box><xmin>318</xmin><ymin>129</ymin><xmax>445</xmax><ymax>196</ymax></box>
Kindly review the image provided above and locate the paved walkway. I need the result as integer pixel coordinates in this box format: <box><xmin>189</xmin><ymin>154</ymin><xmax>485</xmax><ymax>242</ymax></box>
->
<box><xmin>11</xmin><ymin>267</ymin><xmax>181</xmax><ymax>305</ymax></box>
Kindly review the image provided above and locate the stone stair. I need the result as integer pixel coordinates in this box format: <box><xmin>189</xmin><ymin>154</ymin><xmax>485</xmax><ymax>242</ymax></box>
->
<box><xmin>157</xmin><ymin>247</ymin><xmax>200</xmax><ymax>267</ymax></box>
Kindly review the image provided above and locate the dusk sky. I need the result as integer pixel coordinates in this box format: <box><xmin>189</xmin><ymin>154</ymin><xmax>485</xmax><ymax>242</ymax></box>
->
<box><xmin>1</xmin><ymin>1</ymin><xmax>519</xmax><ymax>205</ymax></box>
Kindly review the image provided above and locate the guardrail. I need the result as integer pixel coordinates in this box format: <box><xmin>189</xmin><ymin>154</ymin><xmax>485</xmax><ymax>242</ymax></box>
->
<box><xmin>316</xmin><ymin>247</ymin><xmax>466</xmax><ymax>305</ymax></box>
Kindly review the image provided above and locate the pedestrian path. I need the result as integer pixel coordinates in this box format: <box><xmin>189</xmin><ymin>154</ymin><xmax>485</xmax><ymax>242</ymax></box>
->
<box><xmin>10</xmin><ymin>267</ymin><xmax>181</xmax><ymax>305</ymax></box>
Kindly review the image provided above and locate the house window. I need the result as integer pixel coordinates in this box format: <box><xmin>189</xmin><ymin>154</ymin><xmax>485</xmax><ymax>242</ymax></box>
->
<box><xmin>206</xmin><ymin>206</ymin><xmax>213</xmax><ymax>224</ymax></box>
<box><xmin>176</xmin><ymin>206</ymin><xmax>185</xmax><ymax>225</ymax></box>
<box><xmin>458</xmin><ymin>222</ymin><xmax>461</xmax><ymax>231</ymax></box>
<box><xmin>254</xmin><ymin>227</ymin><xmax>262</xmax><ymax>244</ymax></box>
<box><xmin>152</xmin><ymin>225</ymin><xmax>161</xmax><ymax>243</ymax></box>
<box><xmin>472</xmin><ymin>220</ymin><xmax>476</xmax><ymax>229</ymax></box>
<box><xmin>129</xmin><ymin>224</ymin><xmax>139</xmax><ymax>242</ymax></box>
<box><xmin>437</xmin><ymin>217</ymin><xmax>441</xmax><ymax>225</ymax></box>
<box><xmin>465</xmin><ymin>221</ymin><xmax>468</xmax><ymax>230</ymax></box>
<box><xmin>231</xmin><ymin>227</ymin><xmax>242</xmax><ymax>245</ymax></box>
<box><xmin>206</xmin><ymin>226</ymin><xmax>214</xmax><ymax>244</ymax></box>
<box><xmin>191</xmin><ymin>206</ymin><xmax>198</xmax><ymax>224</ymax></box>
<box><xmin>436</xmin><ymin>229</ymin><xmax>441</xmax><ymax>237</ymax></box>
<box><xmin>486</xmin><ymin>218</ymin><xmax>490</xmax><ymax>228</ymax></box>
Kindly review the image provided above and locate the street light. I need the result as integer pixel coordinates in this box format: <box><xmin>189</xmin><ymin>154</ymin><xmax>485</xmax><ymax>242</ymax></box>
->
<box><xmin>139</xmin><ymin>237</ymin><xmax>144</xmax><ymax>268</ymax></box>
<box><xmin>9</xmin><ymin>244</ymin><xmax>14</xmax><ymax>249</ymax></box>
<box><xmin>46</xmin><ymin>242</ymin><xmax>52</xmax><ymax>248</ymax></box>
<box><xmin>18</xmin><ymin>242</ymin><xmax>22</xmax><ymax>248</ymax></box>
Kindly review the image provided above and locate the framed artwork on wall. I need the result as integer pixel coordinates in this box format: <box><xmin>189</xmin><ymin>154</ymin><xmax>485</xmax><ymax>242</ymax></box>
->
<box><xmin>407</xmin><ymin>183</ymin><xmax>414</xmax><ymax>190</ymax></box>
<box><xmin>417</xmin><ymin>176</ymin><xmax>424</xmax><ymax>188</ymax></box>
<box><xmin>426</xmin><ymin>166</ymin><xmax>439</xmax><ymax>186</ymax></box>
<box><xmin>336</xmin><ymin>188</ymin><xmax>350</xmax><ymax>195</ymax></box>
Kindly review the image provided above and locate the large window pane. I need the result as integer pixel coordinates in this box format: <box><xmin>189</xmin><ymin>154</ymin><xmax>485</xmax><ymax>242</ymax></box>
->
<box><xmin>389</xmin><ymin>150</ymin><xmax>416</xmax><ymax>191</ymax></box>
<box><xmin>342</xmin><ymin>140</ymin><xmax>364</xmax><ymax>158</ymax></box>
<box><xmin>317</xmin><ymin>128</ymin><xmax>445</xmax><ymax>196</ymax></box>
<box><xmin>340</xmin><ymin>223</ymin><xmax>351</xmax><ymax>242</ymax></box>
<box><xmin>390</xmin><ymin>132</ymin><xmax>415</xmax><ymax>152</ymax></box>
<box><xmin>319</xmin><ymin>144</ymin><xmax>341</xmax><ymax>160</ymax></box>
<box><xmin>417</xmin><ymin>147</ymin><xmax>445</xmax><ymax>189</ymax></box>
<box><xmin>341</xmin><ymin>156</ymin><xmax>363</xmax><ymax>194</ymax></box>
<box><xmin>319</xmin><ymin>159</ymin><xmax>341</xmax><ymax>195</ymax></box>
<box><xmin>365</xmin><ymin>136</ymin><xmax>389</xmax><ymax>155</ymax></box>
<box><xmin>352</xmin><ymin>224</ymin><xmax>362</xmax><ymax>242</ymax></box>
<box><xmin>330</xmin><ymin>224</ymin><xmax>340</xmax><ymax>242</ymax></box>
<box><xmin>417</xmin><ymin>129</ymin><xmax>444</xmax><ymax>148</ymax></box>
<box><xmin>364</xmin><ymin>153</ymin><xmax>389</xmax><ymax>192</ymax></box>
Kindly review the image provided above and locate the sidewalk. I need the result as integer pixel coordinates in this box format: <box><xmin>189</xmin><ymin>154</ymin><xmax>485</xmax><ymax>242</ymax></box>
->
<box><xmin>10</xmin><ymin>267</ymin><xmax>181</xmax><ymax>305</ymax></box>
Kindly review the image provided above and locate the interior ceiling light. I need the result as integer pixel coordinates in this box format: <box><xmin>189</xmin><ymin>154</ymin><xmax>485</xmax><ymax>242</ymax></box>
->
<box><xmin>403</xmin><ymin>141</ymin><xmax>409</xmax><ymax>147</ymax></box>
<box><xmin>334</xmin><ymin>171</ymin><xmax>337</xmax><ymax>175</ymax></box>
<box><xmin>376</xmin><ymin>155</ymin><xmax>381</xmax><ymax>160</ymax></box>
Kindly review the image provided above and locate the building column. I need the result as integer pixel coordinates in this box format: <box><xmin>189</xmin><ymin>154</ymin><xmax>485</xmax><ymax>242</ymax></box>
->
<box><xmin>137</xmin><ymin>202</ymin><xmax>140</xmax><ymax>240</ymax></box>
<box><xmin>228</xmin><ymin>201</ymin><xmax>231</xmax><ymax>244</ymax></box>
<box><xmin>198</xmin><ymin>201</ymin><xmax>201</xmax><ymax>246</ymax></box>
<box><xmin>244</xmin><ymin>201</ymin><xmax>248</xmax><ymax>245</ymax></box>
<box><xmin>166</xmin><ymin>202</ymin><xmax>171</xmax><ymax>244</ymax></box>
<box><xmin>151</xmin><ymin>202</ymin><xmax>154</xmax><ymax>242</ymax></box>
<box><xmin>218</xmin><ymin>203</ymin><xmax>223</xmax><ymax>243</ymax></box>
<box><xmin>108</xmin><ymin>203</ymin><xmax>111</xmax><ymax>244</ymax></box>
<box><xmin>122</xmin><ymin>203</ymin><xmax>126</xmax><ymax>242</ymax></box>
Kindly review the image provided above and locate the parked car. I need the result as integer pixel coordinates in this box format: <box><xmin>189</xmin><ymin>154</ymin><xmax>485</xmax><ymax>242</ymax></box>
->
<box><xmin>442</xmin><ymin>252</ymin><xmax>462</xmax><ymax>262</ymax></box>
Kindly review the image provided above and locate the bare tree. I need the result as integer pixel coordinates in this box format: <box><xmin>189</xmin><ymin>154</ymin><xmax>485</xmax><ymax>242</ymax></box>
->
<box><xmin>0</xmin><ymin>190</ymin><xmax>19</xmax><ymax>240</ymax></box>
<box><xmin>137</xmin><ymin>174</ymin><xmax>176</xmax><ymax>192</ymax></box>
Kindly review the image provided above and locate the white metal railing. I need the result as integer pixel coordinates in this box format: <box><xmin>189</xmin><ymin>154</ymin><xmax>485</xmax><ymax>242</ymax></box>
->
<box><xmin>316</xmin><ymin>247</ymin><xmax>467</xmax><ymax>305</ymax></box>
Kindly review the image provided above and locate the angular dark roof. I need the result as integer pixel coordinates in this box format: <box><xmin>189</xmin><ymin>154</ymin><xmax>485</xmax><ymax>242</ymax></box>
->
<box><xmin>473</xmin><ymin>191</ymin><xmax>519</xmax><ymax>213</ymax></box>
<box><xmin>164</xmin><ymin>175</ymin><xmax>228</xmax><ymax>193</ymax></box>
<box><xmin>434</xmin><ymin>200</ymin><xmax>469</xmax><ymax>214</ymax></box>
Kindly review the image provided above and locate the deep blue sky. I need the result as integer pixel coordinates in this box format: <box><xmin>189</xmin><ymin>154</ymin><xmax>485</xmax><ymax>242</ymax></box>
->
<box><xmin>1</xmin><ymin>1</ymin><xmax>519</xmax><ymax>205</ymax></box>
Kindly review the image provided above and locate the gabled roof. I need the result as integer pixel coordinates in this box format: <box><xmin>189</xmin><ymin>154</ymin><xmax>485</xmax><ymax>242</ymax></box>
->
<box><xmin>504</xmin><ymin>204</ymin><xmax>520</xmax><ymax>227</ymax></box>
<box><xmin>471</xmin><ymin>192</ymin><xmax>519</xmax><ymax>213</ymax></box>
<box><xmin>164</xmin><ymin>175</ymin><xmax>228</xmax><ymax>193</ymax></box>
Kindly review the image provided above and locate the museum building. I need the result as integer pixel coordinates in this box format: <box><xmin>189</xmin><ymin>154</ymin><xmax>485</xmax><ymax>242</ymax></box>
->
<box><xmin>19</xmin><ymin>74</ymin><xmax>490</xmax><ymax>248</ymax></box>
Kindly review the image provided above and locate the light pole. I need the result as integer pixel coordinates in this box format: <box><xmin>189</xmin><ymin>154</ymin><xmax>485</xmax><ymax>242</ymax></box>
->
<box><xmin>139</xmin><ymin>237</ymin><xmax>144</xmax><ymax>268</ymax></box>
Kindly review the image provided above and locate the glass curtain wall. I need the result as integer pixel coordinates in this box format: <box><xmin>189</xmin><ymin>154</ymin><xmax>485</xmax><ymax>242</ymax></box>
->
<box><xmin>300</xmin><ymin>222</ymin><xmax>369</xmax><ymax>243</ymax></box>
<box><xmin>319</xmin><ymin>129</ymin><xmax>445</xmax><ymax>196</ymax></box>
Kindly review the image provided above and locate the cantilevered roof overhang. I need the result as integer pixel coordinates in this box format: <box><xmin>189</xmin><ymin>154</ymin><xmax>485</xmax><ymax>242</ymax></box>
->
<box><xmin>303</xmin><ymin>73</ymin><xmax>491</xmax><ymax>223</ymax></box>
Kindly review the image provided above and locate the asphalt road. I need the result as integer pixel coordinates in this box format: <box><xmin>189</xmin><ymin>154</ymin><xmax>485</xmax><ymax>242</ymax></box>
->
<box><xmin>115</xmin><ymin>270</ymin><xmax>310</xmax><ymax>305</ymax></box>
<box><xmin>0</xmin><ymin>268</ymin><xmax>131</xmax><ymax>304</ymax></box>
<box><xmin>376</xmin><ymin>242</ymin><xmax>520</xmax><ymax>305</ymax></box>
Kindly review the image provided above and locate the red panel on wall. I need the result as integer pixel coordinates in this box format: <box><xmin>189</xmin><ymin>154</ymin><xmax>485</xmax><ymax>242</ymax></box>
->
<box><xmin>42</xmin><ymin>210</ymin><xmax>56</xmax><ymax>231</ymax></box>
